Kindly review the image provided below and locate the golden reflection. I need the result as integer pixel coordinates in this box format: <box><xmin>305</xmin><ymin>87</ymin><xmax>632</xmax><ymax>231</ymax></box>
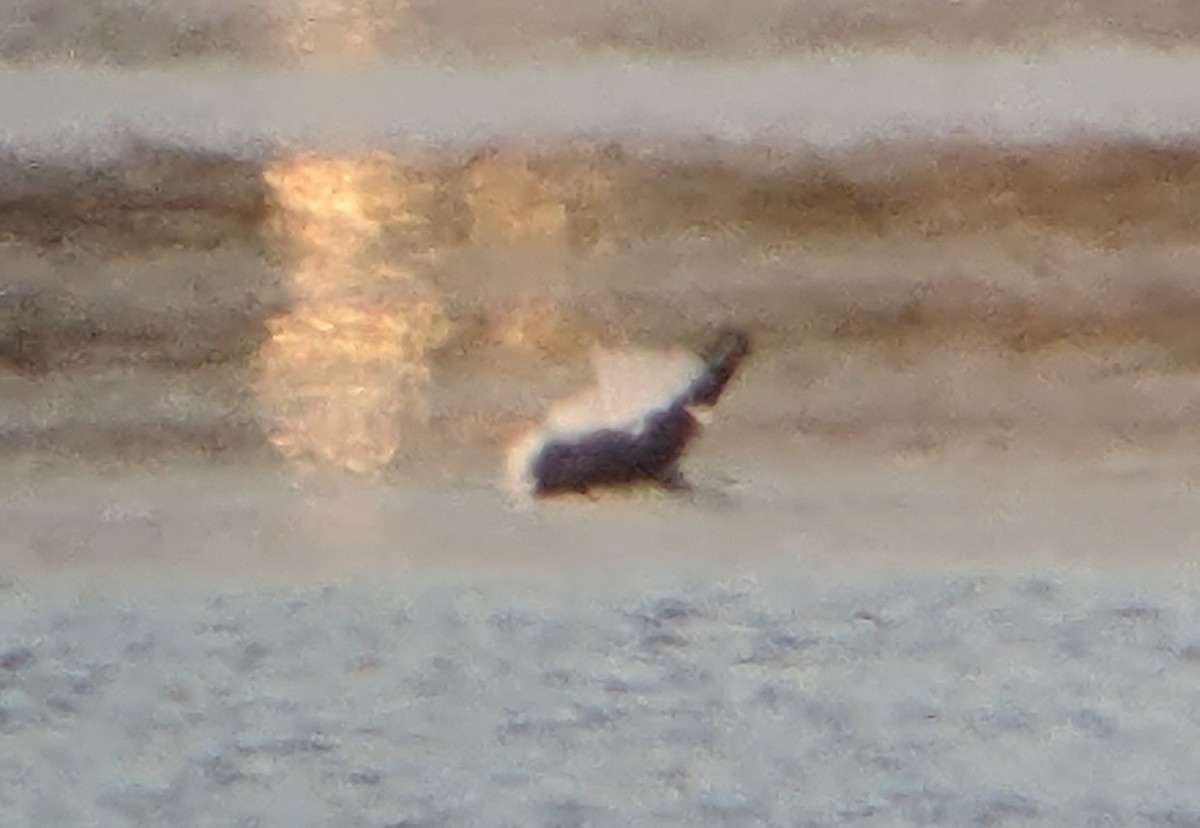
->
<box><xmin>255</xmin><ymin>145</ymin><xmax>618</xmax><ymax>474</ymax></box>
<box><xmin>256</xmin><ymin>154</ymin><xmax>449</xmax><ymax>475</ymax></box>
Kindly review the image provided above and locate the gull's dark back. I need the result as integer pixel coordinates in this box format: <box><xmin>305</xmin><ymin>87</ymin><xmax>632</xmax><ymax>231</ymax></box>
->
<box><xmin>530</xmin><ymin>406</ymin><xmax>699</xmax><ymax>495</ymax></box>
<box><xmin>530</xmin><ymin>328</ymin><xmax>752</xmax><ymax>496</ymax></box>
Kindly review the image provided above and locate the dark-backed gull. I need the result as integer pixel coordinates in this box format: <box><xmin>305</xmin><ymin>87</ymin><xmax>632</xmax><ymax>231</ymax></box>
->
<box><xmin>505</xmin><ymin>328</ymin><xmax>750</xmax><ymax>498</ymax></box>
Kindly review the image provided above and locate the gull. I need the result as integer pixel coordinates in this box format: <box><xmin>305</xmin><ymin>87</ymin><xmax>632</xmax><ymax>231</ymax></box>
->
<box><xmin>505</xmin><ymin>328</ymin><xmax>751</xmax><ymax>498</ymax></box>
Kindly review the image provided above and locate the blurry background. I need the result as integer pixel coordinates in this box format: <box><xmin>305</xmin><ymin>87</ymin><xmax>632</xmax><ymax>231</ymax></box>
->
<box><xmin>1</xmin><ymin>0</ymin><xmax>1199</xmax><ymax>62</ymax></box>
<box><xmin>1</xmin><ymin>1</ymin><xmax>1200</xmax><ymax>481</ymax></box>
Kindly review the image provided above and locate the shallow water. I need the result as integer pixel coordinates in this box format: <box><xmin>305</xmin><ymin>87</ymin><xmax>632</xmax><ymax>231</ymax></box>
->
<box><xmin>6</xmin><ymin>571</ymin><xmax>1200</xmax><ymax>828</ymax></box>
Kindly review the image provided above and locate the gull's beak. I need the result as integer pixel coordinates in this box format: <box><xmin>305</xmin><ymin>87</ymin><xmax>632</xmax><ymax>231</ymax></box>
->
<box><xmin>689</xmin><ymin>405</ymin><xmax>715</xmax><ymax>425</ymax></box>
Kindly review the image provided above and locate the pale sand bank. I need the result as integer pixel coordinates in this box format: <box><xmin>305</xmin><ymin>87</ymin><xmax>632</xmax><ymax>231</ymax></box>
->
<box><xmin>2</xmin><ymin>47</ymin><xmax>1200</xmax><ymax>159</ymax></box>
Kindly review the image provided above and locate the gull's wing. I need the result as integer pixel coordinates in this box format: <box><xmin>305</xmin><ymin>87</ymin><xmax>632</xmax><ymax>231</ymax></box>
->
<box><xmin>590</xmin><ymin>345</ymin><xmax>707</xmax><ymax>426</ymax></box>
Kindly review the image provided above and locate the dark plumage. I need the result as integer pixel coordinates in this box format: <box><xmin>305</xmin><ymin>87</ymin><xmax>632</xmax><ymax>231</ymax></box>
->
<box><xmin>508</xmin><ymin>328</ymin><xmax>751</xmax><ymax>497</ymax></box>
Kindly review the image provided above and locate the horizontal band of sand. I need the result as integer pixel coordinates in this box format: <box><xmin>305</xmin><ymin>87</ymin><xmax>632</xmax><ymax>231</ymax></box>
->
<box><xmin>4</xmin><ymin>0</ymin><xmax>1200</xmax><ymax>62</ymax></box>
<box><xmin>4</xmin><ymin>47</ymin><xmax>1200</xmax><ymax>158</ymax></box>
